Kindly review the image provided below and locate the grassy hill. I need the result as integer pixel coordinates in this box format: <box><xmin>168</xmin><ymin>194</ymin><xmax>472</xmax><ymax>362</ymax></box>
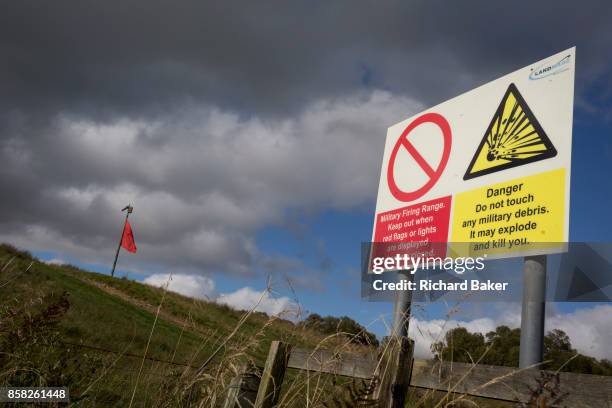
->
<box><xmin>0</xmin><ymin>244</ymin><xmax>519</xmax><ymax>408</ymax></box>
<box><xmin>0</xmin><ymin>244</ymin><xmax>358</xmax><ymax>406</ymax></box>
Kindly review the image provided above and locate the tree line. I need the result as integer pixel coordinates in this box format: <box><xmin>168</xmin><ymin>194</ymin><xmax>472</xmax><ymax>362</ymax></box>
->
<box><xmin>300</xmin><ymin>313</ymin><xmax>379</xmax><ymax>347</ymax></box>
<box><xmin>432</xmin><ymin>325</ymin><xmax>612</xmax><ymax>375</ymax></box>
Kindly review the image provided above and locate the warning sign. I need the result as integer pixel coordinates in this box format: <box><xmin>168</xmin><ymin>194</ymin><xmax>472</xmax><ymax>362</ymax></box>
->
<box><xmin>372</xmin><ymin>48</ymin><xmax>574</xmax><ymax>264</ymax></box>
<box><xmin>372</xmin><ymin>195</ymin><xmax>451</xmax><ymax>260</ymax></box>
<box><xmin>451</xmin><ymin>169</ymin><xmax>565</xmax><ymax>256</ymax></box>
<box><xmin>464</xmin><ymin>83</ymin><xmax>557</xmax><ymax>180</ymax></box>
<box><xmin>387</xmin><ymin>113</ymin><xmax>452</xmax><ymax>202</ymax></box>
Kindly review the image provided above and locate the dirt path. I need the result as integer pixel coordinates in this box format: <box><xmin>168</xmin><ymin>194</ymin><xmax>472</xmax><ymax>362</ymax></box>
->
<box><xmin>82</xmin><ymin>278</ymin><xmax>217</xmax><ymax>340</ymax></box>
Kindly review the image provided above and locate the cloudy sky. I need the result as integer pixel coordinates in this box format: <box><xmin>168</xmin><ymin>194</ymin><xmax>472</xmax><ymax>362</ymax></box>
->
<box><xmin>2</xmin><ymin>1</ymin><xmax>612</xmax><ymax>358</ymax></box>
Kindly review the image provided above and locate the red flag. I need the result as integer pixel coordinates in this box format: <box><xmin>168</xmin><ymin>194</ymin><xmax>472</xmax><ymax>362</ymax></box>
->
<box><xmin>121</xmin><ymin>219</ymin><xmax>137</xmax><ymax>253</ymax></box>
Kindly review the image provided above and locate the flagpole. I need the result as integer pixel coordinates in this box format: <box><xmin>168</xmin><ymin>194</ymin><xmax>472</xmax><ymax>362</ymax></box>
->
<box><xmin>111</xmin><ymin>205</ymin><xmax>133</xmax><ymax>277</ymax></box>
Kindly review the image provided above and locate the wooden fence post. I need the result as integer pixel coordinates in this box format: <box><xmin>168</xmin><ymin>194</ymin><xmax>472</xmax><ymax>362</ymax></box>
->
<box><xmin>254</xmin><ymin>341</ymin><xmax>292</xmax><ymax>408</ymax></box>
<box><xmin>373</xmin><ymin>336</ymin><xmax>414</xmax><ymax>408</ymax></box>
<box><xmin>223</xmin><ymin>362</ymin><xmax>261</xmax><ymax>408</ymax></box>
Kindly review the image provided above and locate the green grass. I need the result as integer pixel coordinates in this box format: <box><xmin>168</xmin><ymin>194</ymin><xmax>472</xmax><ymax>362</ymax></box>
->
<box><xmin>0</xmin><ymin>244</ymin><xmax>517</xmax><ymax>407</ymax></box>
<box><xmin>0</xmin><ymin>244</ymin><xmax>332</xmax><ymax>406</ymax></box>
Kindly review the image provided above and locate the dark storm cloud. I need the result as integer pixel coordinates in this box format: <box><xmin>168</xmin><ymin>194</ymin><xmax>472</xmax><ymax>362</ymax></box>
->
<box><xmin>1</xmin><ymin>1</ymin><xmax>612</xmax><ymax>280</ymax></box>
<box><xmin>2</xmin><ymin>1</ymin><xmax>611</xmax><ymax>118</ymax></box>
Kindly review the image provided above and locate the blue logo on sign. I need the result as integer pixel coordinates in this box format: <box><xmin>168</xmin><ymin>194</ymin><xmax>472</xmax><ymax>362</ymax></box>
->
<box><xmin>529</xmin><ymin>55</ymin><xmax>571</xmax><ymax>80</ymax></box>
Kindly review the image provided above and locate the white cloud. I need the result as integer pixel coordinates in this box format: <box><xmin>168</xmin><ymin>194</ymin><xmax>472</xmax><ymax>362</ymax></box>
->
<box><xmin>144</xmin><ymin>273</ymin><xmax>216</xmax><ymax>300</ymax></box>
<box><xmin>408</xmin><ymin>304</ymin><xmax>612</xmax><ymax>361</ymax></box>
<box><xmin>547</xmin><ymin>304</ymin><xmax>612</xmax><ymax>360</ymax></box>
<box><xmin>217</xmin><ymin>287</ymin><xmax>297</xmax><ymax>318</ymax></box>
<box><xmin>142</xmin><ymin>273</ymin><xmax>297</xmax><ymax>318</ymax></box>
<box><xmin>44</xmin><ymin>258</ymin><xmax>67</xmax><ymax>265</ymax></box>
<box><xmin>0</xmin><ymin>90</ymin><xmax>421</xmax><ymax>281</ymax></box>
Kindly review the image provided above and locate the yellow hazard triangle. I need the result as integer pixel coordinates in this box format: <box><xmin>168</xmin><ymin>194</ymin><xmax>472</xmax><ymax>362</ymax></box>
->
<box><xmin>464</xmin><ymin>83</ymin><xmax>557</xmax><ymax>180</ymax></box>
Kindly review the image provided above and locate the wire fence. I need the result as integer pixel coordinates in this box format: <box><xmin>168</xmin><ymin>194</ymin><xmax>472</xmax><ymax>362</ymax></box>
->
<box><xmin>59</xmin><ymin>341</ymin><xmax>199</xmax><ymax>369</ymax></box>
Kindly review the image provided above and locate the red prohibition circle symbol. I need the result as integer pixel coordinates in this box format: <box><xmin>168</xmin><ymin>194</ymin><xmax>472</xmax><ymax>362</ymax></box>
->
<box><xmin>387</xmin><ymin>112</ymin><xmax>452</xmax><ymax>202</ymax></box>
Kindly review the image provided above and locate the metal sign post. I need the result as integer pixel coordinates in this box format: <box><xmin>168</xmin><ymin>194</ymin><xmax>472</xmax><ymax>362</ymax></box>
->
<box><xmin>391</xmin><ymin>270</ymin><xmax>414</xmax><ymax>337</ymax></box>
<box><xmin>519</xmin><ymin>255</ymin><xmax>547</xmax><ymax>368</ymax></box>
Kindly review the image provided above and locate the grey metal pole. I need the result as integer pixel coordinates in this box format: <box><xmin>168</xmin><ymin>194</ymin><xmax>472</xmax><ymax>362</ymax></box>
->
<box><xmin>519</xmin><ymin>255</ymin><xmax>547</xmax><ymax>368</ymax></box>
<box><xmin>111</xmin><ymin>205</ymin><xmax>133</xmax><ymax>277</ymax></box>
<box><xmin>391</xmin><ymin>270</ymin><xmax>414</xmax><ymax>337</ymax></box>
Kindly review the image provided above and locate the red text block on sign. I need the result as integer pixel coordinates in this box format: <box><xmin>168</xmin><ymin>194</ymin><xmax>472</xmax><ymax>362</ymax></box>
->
<box><xmin>372</xmin><ymin>196</ymin><xmax>452</xmax><ymax>263</ymax></box>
